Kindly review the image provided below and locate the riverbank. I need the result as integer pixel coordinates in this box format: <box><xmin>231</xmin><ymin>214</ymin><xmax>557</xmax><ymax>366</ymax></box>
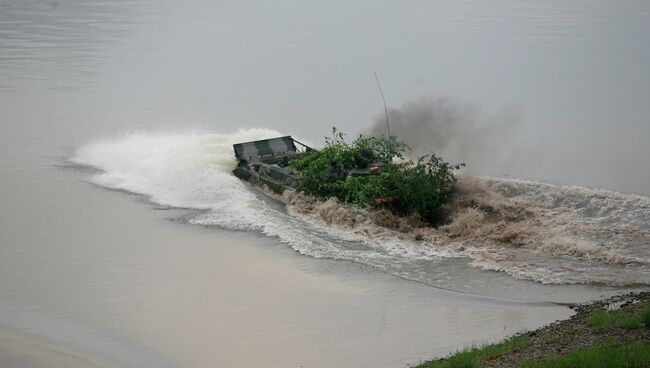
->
<box><xmin>416</xmin><ymin>291</ymin><xmax>650</xmax><ymax>368</ymax></box>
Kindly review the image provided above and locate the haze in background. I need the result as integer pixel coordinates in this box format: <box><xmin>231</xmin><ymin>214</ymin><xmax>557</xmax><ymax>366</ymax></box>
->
<box><xmin>2</xmin><ymin>0</ymin><xmax>649</xmax><ymax>194</ymax></box>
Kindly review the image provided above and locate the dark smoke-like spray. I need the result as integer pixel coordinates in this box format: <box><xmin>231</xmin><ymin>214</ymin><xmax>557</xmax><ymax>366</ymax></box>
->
<box><xmin>366</xmin><ymin>95</ymin><xmax>524</xmax><ymax>174</ymax></box>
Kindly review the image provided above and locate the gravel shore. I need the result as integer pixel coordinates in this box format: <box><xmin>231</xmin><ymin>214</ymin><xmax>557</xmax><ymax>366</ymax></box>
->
<box><xmin>485</xmin><ymin>291</ymin><xmax>649</xmax><ymax>367</ymax></box>
<box><xmin>418</xmin><ymin>291</ymin><xmax>650</xmax><ymax>368</ymax></box>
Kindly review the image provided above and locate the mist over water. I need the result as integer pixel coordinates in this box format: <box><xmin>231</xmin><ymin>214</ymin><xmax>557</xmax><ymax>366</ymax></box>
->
<box><xmin>2</xmin><ymin>0</ymin><xmax>649</xmax><ymax>195</ymax></box>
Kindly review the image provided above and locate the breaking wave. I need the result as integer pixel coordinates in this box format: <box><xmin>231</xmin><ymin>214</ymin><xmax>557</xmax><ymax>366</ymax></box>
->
<box><xmin>70</xmin><ymin>130</ymin><xmax>650</xmax><ymax>288</ymax></box>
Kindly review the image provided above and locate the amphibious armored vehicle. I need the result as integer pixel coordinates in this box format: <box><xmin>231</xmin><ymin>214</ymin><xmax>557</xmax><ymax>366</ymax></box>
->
<box><xmin>232</xmin><ymin>136</ymin><xmax>315</xmax><ymax>193</ymax></box>
<box><xmin>232</xmin><ymin>136</ymin><xmax>384</xmax><ymax>194</ymax></box>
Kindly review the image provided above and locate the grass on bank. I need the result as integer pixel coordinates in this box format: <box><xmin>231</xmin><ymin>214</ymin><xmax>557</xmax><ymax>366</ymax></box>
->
<box><xmin>417</xmin><ymin>333</ymin><xmax>530</xmax><ymax>368</ymax></box>
<box><xmin>587</xmin><ymin>303</ymin><xmax>650</xmax><ymax>331</ymax></box>
<box><xmin>522</xmin><ymin>341</ymin><xmax>650</xmax><ymax>368</ymax></box>
<box><xmin>641</xmin><ymin>305</ymin><xmax>650</xmax><ymax>328</ymax></box>
<box><xmin>587</xmin><ymin>309</ymin><xmax>614</xmax><ymax>330</ymax></box>
<box><xmin>419</xmin><ymin>340</ymin><xmax>650</xmax><ymax>368</ymax></box>
<box><xmin>417</xmin><ymin>301</ymin><xmax>650</xmax><ymax>368</ymax></box>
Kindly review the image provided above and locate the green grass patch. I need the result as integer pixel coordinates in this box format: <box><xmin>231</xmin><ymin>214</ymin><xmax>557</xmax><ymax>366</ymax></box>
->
<box><xmin>588</xmin><ymin>303</ymin><xmax>650</xmax><ymax>331</ymax></box>
<box><xmin>522</xmin><ymin>341</ymin><xmax>650</xmax><ymax>368</ymax></box>
<box><xmin>619</xmin><ymin>315</ymin><xmax>644</xmax><ymax>330</ymax></box>
<box><xmin>588</xmin><ymin>309</ymin><xmax>614</xmax><ymax>331</ymax></box>
<box><xmin>417</xmin><ymin>300</ymin><xmax>650</xmax><ymax>368</ymax></box>
<box><xmin>417</xmin><ymin>333</ymin><xmax>529</xmax><ymax>368</ymax></box>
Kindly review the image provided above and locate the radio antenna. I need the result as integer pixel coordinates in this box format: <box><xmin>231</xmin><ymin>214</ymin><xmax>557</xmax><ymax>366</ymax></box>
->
<box><xmin>373</xmin><ymin>71</ymin><xmax>390</xmax><ymax>138</ymax></box>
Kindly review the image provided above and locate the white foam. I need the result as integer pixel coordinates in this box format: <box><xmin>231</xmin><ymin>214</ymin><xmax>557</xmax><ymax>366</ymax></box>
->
<box><xmin>72</xmin><ymin>129</ymin><xmax>273</xmax><ymax>209</ymax></box>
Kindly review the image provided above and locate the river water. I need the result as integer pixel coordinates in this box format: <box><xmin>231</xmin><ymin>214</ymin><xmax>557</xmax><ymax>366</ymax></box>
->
<box><xmin>1</xmin><ymin>1</ymin><xmax>648</xmax><ymax>367</ymax></box>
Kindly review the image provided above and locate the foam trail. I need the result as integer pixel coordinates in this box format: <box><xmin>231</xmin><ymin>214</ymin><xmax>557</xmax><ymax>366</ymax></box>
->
<box><xmin>70</xmin><ymin>130</ymin><xmax>446</xmax><ymax>264</ymax></box>
<box><xmin>72</xmin><ymin>129</ymin><xmax>275</xmax><ymax>211</ymax></box>
<box><xmin>71</xmin><ymin>130</ymin><xmax>650</xmax><ymax>288</ymax></box>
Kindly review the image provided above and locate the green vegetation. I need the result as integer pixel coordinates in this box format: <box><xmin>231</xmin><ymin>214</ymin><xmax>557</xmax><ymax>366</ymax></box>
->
<box><xmin>522</xmin><ymin>341</ymin><xmax>650</xmax><ymax>368</ymax></box>
<box><xmin>588</xmin><ymin>309</ymin><xmax>614</xmax><ymax>331</ymax></box>
<box><xmin>289</xmin><ymin>128</ymin><xmax>463</xmax><ymax>225</ymax></box>
<box><xmin>587</xmin><ymin>305</ymin><xmax>650</xmax><ymax>331</ymax></box>
<box><xmin>643</xmin><ymin>306</ymin><xmax>650</xmax><ymax>326</ymax></box>
<box><xmin>415</xmin><ymin>297</ymin><xmax>650</xmax><ymax>368</ymax></box>
<box><xmin>619</xmin><ymin>315</ymin><xmax>644</xmax><ymax>330</ymax></box>
<box><xmin>417</xmin><ymin>333</ymin><xmax>529</xmax><ymax>368</ymax></box>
